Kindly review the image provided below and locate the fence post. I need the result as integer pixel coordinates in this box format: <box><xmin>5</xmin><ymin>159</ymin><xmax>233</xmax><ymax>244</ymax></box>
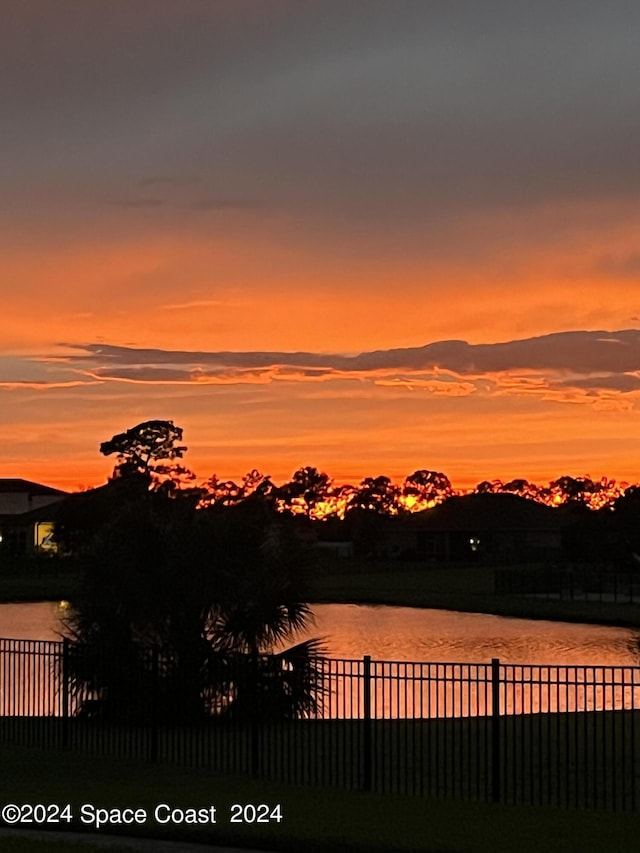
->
<box><xmin>491</xmin><ymin>657</ymin><xmax>501</xmax><ymax>803</ymax></box>
<box><xmin>569</xmin><ymin>568</ymin><xmax>574</xmax><ymax>601</ymax></box>
<box><xmin>363</xmin><ymin>655</ymin><xmax>372</xmax><ymax>792</ymax></box>
<box><xmin>250</xmin><ymin>653</ymin><xmax>260</xmax><ymax>777</ymax></box>
<box><xmin>61</xmin><ymin>637</ymin><xmax>70</xmax><ymax>750</ymax></box>
<box><xmin>150</xmin><ymin>646</ymin><xmax>159</xmax><ymax>762</ymax></box>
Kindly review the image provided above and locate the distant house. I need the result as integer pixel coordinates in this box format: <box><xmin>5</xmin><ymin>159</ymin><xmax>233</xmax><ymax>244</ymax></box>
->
<box><xmin>0</xmin><ymin>479</ymin><xmax>69</xmax><ymax>556</ymax></box>
<box><xmin>315</xmin><ymin>540</ymin><xmax>354</xmax><ymax>559</ymax></box>
<box><xmin>378</xmin><ymin>493</ymin><xmax>563</xmax><ymax>564</ymax></box>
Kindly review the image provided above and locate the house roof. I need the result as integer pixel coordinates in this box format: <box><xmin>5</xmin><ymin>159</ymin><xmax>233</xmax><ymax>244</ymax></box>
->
<box><xmin>0</xmin><ymin>478</ymin><xmax>68</xmax><ymax>497</ymax></box>
<box><xmin>405</xmin><ymin>492</ymin><xmax>562</xmax><ymax>532</ymax></box>
<box><xmin>0</xmin><ymin>503</ymin><xmax>64</xmax><ymax>524</ymax></box>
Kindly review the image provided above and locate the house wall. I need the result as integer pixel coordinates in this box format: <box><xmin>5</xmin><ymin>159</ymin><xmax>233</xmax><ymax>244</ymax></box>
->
<box><xmin>0</xmin><ymin>494</ymin><xmax>63</xmax><ymax>515</ymax></box>
<box><xmin>0</xmin><ymin>525</ymin><xmax>29</xmax><ymax>555</ymax></box>
<box><xmin>0</xmin><ymin>518</ymin><xmax>59</xmax><ymax>556</ymax></box>
<box><xmin>373</xmin><ymin>525</ymin><xmax>562</xmax><ymax>564</ymax></box>
<box><xmin>316</xmin><ymin>541</ymin><xmax>354</xmax><ymax>559</ymax></box>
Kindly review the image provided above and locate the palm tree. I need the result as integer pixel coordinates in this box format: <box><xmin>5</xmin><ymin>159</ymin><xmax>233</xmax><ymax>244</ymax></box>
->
<box><xmin>61</xmin><ymin>491</ymin><xmax>325</xmax><ymax>723</ymax></box>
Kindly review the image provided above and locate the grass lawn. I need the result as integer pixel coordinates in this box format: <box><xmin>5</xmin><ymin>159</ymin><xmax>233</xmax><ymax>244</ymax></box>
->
<box><xmin>0</xmin><ymin>837</ymin><xmax>136</xmax><ymax>852</ymax></box>
<box><xmin>0</xmin><ymin>557</ymin><xmax>81</xmax><ymax>604</ymax></box>
<box><xmin>4</xmin><ymin>709</ymin><xmax>637</xmax><ymax>808</ymax></box>
<box><xmin>310</xmin><ymin>559</ymin><xmax>640</xmax><ymax>628</ymax></box>
<box><xmin>0</xmin><ymin>572</ymin><xmax>81</xmax><ymax>604</ymax></box>
<box><xmin>1</xmin><ymin>743</ymin><xmax>640</xmax><ymax>853</ymax></box>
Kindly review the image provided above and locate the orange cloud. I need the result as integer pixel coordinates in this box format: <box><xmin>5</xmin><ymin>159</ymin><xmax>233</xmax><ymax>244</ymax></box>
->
<box><xmin>0</xmin><ymin>380</ymin><xmax>99</xmax><ymax>391</ymax></box>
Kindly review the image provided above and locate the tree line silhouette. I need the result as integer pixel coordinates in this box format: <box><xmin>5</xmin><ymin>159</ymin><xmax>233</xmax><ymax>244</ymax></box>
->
<box><xmin>96</xmin><ymin>420</ymin><xmax>633</xmax><ymax>517</ymax></box>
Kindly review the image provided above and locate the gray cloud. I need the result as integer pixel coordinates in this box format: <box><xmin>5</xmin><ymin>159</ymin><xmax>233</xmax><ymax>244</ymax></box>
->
<box><xmin>555</xmin><ymin>373</ymin><xmax>640</xmax><ymax>394</ymax></box>
<box><xmin>3</xmin><ymin>0</ymin><xmax>639</xmax><ymax>238</ymax></box>
<box><xmin>49</xmin><ymin>330</ymin><xmax>640</xmax><ymax>407</ymax></box>
<box><xmin>66</xmin><ymin>329</ymin><xmax>640</xmax><ymax>375</ymax></box>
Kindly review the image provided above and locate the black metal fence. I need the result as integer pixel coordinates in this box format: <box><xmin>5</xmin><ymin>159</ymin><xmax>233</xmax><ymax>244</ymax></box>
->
<box><xmin>495</xmin><ymin>563</ymin><xmax>640</xmax><ymax>603</ymax></box>
<box><xmin>1</xmin><ymin>637</ymin><xmax>640</xmax><ymax>810</ymax></box>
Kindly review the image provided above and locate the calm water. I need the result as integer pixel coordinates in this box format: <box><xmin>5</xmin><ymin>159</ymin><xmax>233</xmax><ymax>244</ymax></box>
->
<box><xmin>1</xmin><ymin>600</ymin><xmax>638</xmax><ymax>666</ymax></box>
<box><xmin>305</xmin><ymin>604</ymin><xmax>640</xmax><ymax>666</ymax></box>
<box><xmin>2</xmin><ymin>602</ymin><xmax>640</xmax><ymax>719</ymax></box>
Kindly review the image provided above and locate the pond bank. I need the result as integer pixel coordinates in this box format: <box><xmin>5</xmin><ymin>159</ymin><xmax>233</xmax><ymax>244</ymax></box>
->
<box><xmin>3</xmin><ymin>562</ymin><xmax>640</xmax><ymax>631</ymax></box>
<box><xmin>310</xmin><ymin>563</ymin><xmax>640</xmax><ymax>630</ymax></box>
<box><xmin>0</xmin><ymin>571</ymin><xmax>81</xmax><ymax>604</ymax></box>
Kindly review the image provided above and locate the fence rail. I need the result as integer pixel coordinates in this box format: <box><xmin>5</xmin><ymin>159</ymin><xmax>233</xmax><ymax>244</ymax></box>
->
<box><xmin>1</xmin><ymin>637</ymin><xmax>639</xmax><ymax>810</ymax></box>
<box><xmin>495</xmin><ymin>564</ymin><xmax>640</xmax><ymax>602</ymax></box>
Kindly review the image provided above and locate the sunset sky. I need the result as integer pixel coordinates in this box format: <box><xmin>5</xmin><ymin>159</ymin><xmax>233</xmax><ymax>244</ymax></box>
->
<box><xmin>2</xmin><ymin>1</ymin><xmax>640</xmax><ymax>492</ymax></box>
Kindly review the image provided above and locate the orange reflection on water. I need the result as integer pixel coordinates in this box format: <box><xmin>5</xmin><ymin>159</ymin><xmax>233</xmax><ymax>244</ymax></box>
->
<box><xmin>314</xmin><ymin>659</ymin><xmax>640</xmax><ymax>720</ymax></box>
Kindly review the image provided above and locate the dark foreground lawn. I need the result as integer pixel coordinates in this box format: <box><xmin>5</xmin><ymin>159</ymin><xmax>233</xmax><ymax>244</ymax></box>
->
<box><xmin>2</xmin><ymin>744</ymin><xmax>640</xmax><ymax>853</ymax></box>
<box><xmin>0</xmin><ymin>837</ymin><xmax>136</xmax><ymax>853</ymax></box>
<box><xmin>3</xmin><ymin>709</ymin><xmax>637</xmax><ymax>809</ymax></box>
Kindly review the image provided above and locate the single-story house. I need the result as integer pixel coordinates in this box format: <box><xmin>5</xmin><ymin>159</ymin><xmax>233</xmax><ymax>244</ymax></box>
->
<box><xmin>0</xmin><ymin>479</ymin><xmax>68</xmax><ymax>556</ymax></box>
<box><xmin>378</xmin><ymin>493</ymin><xmax>563</xmax><ymax>564</ymax></box>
